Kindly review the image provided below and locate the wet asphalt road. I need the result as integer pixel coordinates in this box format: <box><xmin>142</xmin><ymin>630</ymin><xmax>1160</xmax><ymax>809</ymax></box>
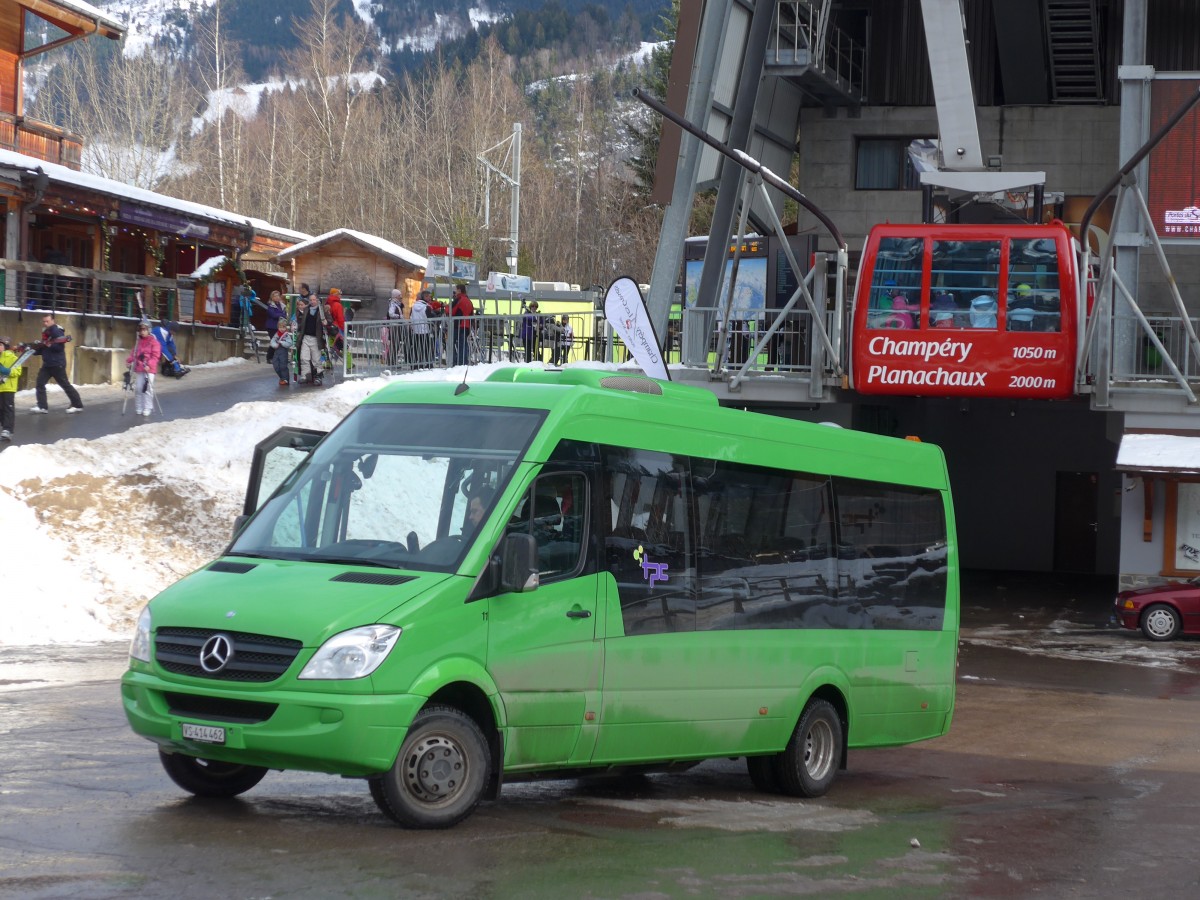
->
<box><xmin>4</xmin><ymin>590</ymin><xmax>1200</xmax><ymax>899</ymax></box>
<box><xmin>1</xmin><ymin>357</ymin><xmax>306</xmax><ymax>449</ymax></box>
<box><xmin>5</xmin><ymin>369</ymin><xmax>1200</xmax><ymax>896</ymax></box>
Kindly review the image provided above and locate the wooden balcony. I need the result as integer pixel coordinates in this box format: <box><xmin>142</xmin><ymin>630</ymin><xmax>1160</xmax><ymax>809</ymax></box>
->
<box><xmin>0</xmin><ymin>112</ymin><xmax>82</xmax><ymax>169</ymax></box>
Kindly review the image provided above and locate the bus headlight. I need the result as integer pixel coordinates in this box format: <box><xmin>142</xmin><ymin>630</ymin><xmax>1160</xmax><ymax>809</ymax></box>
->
<box><xmin>298</xmin><ymin>625</ymin><xmax>402</xmax><ymax>680</ymax></box>
<box><xmin>129</xmin><ymin>606</ymin><xmax>152</xmax><ymax>663</ymax></box>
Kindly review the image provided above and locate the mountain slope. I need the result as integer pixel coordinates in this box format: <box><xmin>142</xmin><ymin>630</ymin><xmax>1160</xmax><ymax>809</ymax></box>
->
<box><xmin>97</xmin><ymin>0</ymin><xmax>667</xmax><ymax>82</ymax></box>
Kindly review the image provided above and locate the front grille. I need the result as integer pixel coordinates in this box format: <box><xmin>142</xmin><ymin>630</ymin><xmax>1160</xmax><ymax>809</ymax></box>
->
<box><xmin>156</xmin><ymin>627</ymin><xmax>303</xmax><ymax>682</ymax></box>
<box><xmin>165</xmin><ymin>692</ymin><xmax>278</xmax><ymax>724</ymax></box>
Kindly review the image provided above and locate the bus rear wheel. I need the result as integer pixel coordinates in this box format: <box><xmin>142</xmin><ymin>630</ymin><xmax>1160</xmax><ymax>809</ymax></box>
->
<box><xmin>746</xmin><ymin>755</ymin><xmax>783</xmax><ymax>793</ymax></box>
<box><xmin>372</xmin><ymin>706</ymin><xmax>490</xmax><ymax>829</ymax></box>
<box><xmin>775</xmin><ymin>699</ymin><xmax>842</xmax><ymax>798</ymax></box>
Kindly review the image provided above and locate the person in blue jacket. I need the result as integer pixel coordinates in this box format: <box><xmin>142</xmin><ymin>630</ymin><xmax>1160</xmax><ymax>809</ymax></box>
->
<box><xmin>151</xmin><ymin>321</ymin><xmax>189</xmax><ymax>377</ymax></box>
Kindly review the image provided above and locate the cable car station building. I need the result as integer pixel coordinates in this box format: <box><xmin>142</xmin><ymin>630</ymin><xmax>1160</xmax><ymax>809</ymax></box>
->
<box><xmin>646</xmin><ymin>0</ymin><xmax>1200</xmax><ymax>589</ymax></box>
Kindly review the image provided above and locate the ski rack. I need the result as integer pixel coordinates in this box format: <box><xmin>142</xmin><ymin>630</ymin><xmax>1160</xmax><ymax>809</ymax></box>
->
<box><xmin>633</xmin><ymin>88</ymin><xmax>848</xmax><ymax>393</ymax></box>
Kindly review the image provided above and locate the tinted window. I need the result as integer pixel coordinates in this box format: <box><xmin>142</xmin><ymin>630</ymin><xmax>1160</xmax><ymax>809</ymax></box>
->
<box><xmin>594</xmin><ymin>443</ymin><xmax>948</xmax><ymax>635</ymax></box>
<box><xmin>601</xmin><ymin>448</ymin><xmax>696</xmax><ymax>635</ymax></box>
<box><xmin>693</xmin><ymin>462</ymin><xmax>838</xmax><ymax>630</ymax></box>
<box><xmin>835</xmin><ymin>479</ymin><xmax>947</xmax><ymax>629</ymax></box>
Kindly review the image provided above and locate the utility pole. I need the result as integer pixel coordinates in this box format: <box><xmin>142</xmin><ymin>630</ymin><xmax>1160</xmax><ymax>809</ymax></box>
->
<box><xmin>478</xmin><ymin>122</ymin><xmax>521</xmax><ymax>274</ymax></box>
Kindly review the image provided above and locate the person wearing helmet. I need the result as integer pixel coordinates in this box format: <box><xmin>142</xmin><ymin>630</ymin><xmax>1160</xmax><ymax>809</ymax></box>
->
<box><xmin>1008</xmin><ymin>282</ymin><xmax>1036</xmax><ymax>331</ymax></box>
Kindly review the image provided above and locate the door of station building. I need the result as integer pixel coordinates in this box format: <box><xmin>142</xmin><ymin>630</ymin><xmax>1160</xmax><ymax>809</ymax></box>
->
<box><xmin>1053</xmin><ymin>471</ymin><xmax>1098</xmax><ymax>572</ymax></box>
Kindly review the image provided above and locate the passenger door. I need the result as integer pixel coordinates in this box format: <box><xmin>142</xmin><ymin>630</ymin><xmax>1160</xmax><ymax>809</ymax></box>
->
<box><xmin>487</xmin><ymin>471</ymin><xmax>602</xmax><ymax>769</ymax></box>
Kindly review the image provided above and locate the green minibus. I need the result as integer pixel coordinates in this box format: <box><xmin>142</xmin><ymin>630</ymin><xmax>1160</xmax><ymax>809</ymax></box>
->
<box><xmin>121</xmin><ymin>367</ymin><xmax>959</xmax><ymax>828</ymax></box>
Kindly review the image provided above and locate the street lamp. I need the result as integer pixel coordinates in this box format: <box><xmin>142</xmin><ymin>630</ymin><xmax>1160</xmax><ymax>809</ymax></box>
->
<box><xmin>505</xmin><ymin>251</ymin><xmax>518</xmax><ymax>274</ymax></box>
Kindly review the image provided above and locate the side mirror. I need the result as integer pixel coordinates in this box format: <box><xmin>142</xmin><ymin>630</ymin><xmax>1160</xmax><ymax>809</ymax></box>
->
<box><xmin>232</xmin><ymin>513</ymin><xmax>249</xmax><ymax>540</ymax></box>
<box><xmin>500</xmin><ymin>533</ymin><xmax>539</xmax><ymax>593</ymax></box>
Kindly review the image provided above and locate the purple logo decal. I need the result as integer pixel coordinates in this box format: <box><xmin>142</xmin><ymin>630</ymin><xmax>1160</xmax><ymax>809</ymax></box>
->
<box><xmin>633</xmin><ymin>545</ymin><xmax>669</xmax><ymax>588</ymax></box>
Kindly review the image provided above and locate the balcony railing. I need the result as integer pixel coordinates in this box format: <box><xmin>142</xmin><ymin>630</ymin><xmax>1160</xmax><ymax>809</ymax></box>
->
<box><xmin>1</xmin><ymin>259</ymin><xmax>180</xmax><ymax>319</ymax></box>
<box><xmin>0</xmin><ymin>113</ymin><xmax>83</xmax><ymax>169</ymax></box>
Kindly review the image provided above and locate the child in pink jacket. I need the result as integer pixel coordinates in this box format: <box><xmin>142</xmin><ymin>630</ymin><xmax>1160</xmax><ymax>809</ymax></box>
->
<box><xmin>126</xmin><ymin>320</ymin><xmax>163</xmax><ymax>417</ymax></box>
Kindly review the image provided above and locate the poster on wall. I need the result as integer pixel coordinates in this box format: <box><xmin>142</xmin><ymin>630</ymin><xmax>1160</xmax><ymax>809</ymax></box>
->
<box><xmin>1174</xmin><ymin>482</ymin><xmax>1200</xmax><ymax>572</ymax></box>
<box><xmin>205</xmin><ymin>281</ymin><xmax>226</xmax><ymax>316</ymax></box>
<box><xmin>1148</xmin><ymin>78</ymin><xmax>1200</xmax><ymax>239</ymax></box>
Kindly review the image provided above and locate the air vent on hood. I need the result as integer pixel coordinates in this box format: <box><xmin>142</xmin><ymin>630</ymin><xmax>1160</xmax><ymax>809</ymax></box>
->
<box><xmin>209</xmin><ymin>561</ymin><xmax>257</xmax><ymax>574</ymax></box>
<box><xmin>330</xmin><ymin>572</ymin><xmax>415</xmax><ymax>586</ymax></box>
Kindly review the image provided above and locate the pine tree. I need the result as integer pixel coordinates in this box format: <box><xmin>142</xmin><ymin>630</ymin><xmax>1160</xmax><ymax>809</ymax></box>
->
<box><xmin>625</xmin><ymin>0</ymin><xmax>677</xmax><ymax>198</ymax></box>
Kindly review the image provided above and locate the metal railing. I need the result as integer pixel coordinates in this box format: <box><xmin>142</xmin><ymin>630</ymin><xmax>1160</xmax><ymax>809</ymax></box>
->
<box><xmin>772</xmin><ymin>0</ymin><xmax>866</xmax><ymax>99</ymax></box>
<box><xmin>1112</xmin><ymin>314</ymin><xmax>1200</xmax><ymax>383</ymax></box>
<box><xmin>1</xmin><ymin>259</ymin><xmax>181</xmax><ymax>320</ymax></box>
<box><xmin>682</xmin><ymin>306</ymin><xmax>821</xmax><ymax>374</ymax></box>
<box><xmin>343</xmin><ymin>313</ymin><xmax>602</xmax><ymax>378</ymax></box>
<box><xmin>341</xmin><ymin>308</ymin><xmax>826</xmax><ymax>383</ymax></box>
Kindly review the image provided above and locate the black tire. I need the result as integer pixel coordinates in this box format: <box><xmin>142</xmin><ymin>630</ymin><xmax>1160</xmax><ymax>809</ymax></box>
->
<box><xmin>1141</xmin><ymin>602</ymin><xmax>1182</xmax><ymax>641</ymax></box>
<box><xmin>158</xmin><ymin>750</ymin><xmax>268</xmax><ymax>798</ymax></box>
<box><xmin>746</xmin><ymin>755</ymin><xmax>783</xmax><ymax>794</ymax></box>
<box><xmin>775</xmin><ymin>699</ymin><xmax>842</xmax><ymax>798</ymax></box>
<box><xmin>372</xmin><ymin>706</ymin><xmax>491</xmax><ymax>829</ymax></box>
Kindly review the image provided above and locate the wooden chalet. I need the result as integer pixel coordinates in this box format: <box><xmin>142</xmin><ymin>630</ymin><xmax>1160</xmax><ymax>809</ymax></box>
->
<box><xmin>275</xmin><ymin>228</ymin><xmax>426</xmax><ymax>318</ymax></box>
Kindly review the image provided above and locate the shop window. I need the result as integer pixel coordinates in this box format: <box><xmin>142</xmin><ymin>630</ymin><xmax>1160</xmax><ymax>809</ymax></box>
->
<box><xmin>1164</xmin><ymin>480</ymin><xmax>1200</xmax><ymax>576</ymax></box>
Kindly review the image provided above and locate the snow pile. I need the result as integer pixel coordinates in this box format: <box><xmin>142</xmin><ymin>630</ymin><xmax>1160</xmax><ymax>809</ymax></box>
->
<box><xmin>0</xmin><ymin>363</ymin><xmax>520</xmax><ymax>646</ymax></box>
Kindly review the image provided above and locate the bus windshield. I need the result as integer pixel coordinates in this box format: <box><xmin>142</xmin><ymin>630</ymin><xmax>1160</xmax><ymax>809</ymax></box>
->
<box><xmin>229</xmin><ymin>404</ymin><xmax>545</xmax><ymax>571</ymax></box>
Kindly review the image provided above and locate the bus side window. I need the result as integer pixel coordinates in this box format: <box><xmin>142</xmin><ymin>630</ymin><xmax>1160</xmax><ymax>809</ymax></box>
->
<box><xmin>833</xmin><ymin>479</ymin><xmax>947</xmax><ymax>630</ymax></box>
<box><xmin>601</xmin><ymin>448</ymin><xmax>695</xmax><ymax>635</ymax></box>
<box><xmin>510</xmin><ymin>473</ymin><xmax>588</xmax><ymax>581</ymax></box>
<box><xmin>694</xmin><ymin>465</ymin><xmax>837</xmax><ymax>630</ymax></box>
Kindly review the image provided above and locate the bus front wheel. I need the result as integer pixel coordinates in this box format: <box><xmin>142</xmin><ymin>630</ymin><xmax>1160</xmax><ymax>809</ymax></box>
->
<box><xmin>776</xmin><ymin>699</ymin><xmax>842</xmax><ymax>798</ymax></box>
<box><xmin>373</xmin><ymin>706</ymin><xmax>491</xmax><ymax>829</ymax></box>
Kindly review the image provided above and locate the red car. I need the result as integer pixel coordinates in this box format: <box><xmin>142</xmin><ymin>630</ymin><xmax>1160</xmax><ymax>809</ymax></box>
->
<box><xmin>1114</xmin><ymin>578</ymin><xmax>1200</xmax><ymax>641</ymax></box>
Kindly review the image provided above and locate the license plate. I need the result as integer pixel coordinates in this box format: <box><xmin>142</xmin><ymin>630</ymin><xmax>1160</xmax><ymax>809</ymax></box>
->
<box><xmin>182</xmin><ymin>723</ymin><xmax>226</xmax><ymax>744</ymax></box>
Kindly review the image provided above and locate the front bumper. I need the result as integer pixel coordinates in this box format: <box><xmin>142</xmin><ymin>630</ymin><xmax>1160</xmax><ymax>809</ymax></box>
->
<box><xmin>121</xmin><ymin>670</ymin><xmax>424</xmax><ymax>776</ymax></box>
<box><xmin>1113</xmin><ymin>603</ymin><xmax>1140</xmax><ymax>631</ymax></box>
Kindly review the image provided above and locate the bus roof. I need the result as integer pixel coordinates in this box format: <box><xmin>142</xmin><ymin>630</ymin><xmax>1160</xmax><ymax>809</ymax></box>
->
<box><xmin>361</xmin><ymin>368</ymin><xmax>949</xmax><ymax>489</ymax></box>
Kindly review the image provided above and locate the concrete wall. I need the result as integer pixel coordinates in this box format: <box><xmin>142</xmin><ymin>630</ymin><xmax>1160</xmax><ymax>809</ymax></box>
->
<box><xmin>794</xmin><ymin>103</ymin><xmax>1200</xmax><ymax>315</ymax></box>
<box><xmin>0</xmin><ymin>309</ymin><xmax>248</xmax><ymax>389</ymax></box>
<box><xmin>795</xmin><ymin>104</ymin><xmax>1122</xmax><ymax>250</ymax></box>
<box><xmin>854</xmin><ymin>397</ymin><xmax>1121</xmax><ymax>574</ymax></box>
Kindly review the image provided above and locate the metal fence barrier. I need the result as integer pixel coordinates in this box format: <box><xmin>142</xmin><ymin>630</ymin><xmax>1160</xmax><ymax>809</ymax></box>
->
<box><xmin>1114</xmin><ymin>314</ymin><xmax>1200</xmax><ymax>381</ymax></box>
<box><xmin>344</xmin><ymin>313</ymin><xmax>599</xmax><ymax>378</ymax></box>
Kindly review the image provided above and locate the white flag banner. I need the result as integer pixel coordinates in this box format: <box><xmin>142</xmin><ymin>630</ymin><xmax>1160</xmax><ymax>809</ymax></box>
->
<box><xmin>603</xmin><ymin>277</ymin><xmax>670</xmax><ymax>381</ymax></box>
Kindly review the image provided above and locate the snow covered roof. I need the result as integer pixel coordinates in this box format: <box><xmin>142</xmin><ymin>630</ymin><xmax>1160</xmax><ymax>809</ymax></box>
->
<box><xmin>275</xmin><ymin>228</ymin><xmax>426</xmax><ymax>270</ymax></box>
<box><xmin>38</xmin><ymin>0</ymin><xmax>125</xmax><ymax>38</ymax></box>
<box><xmin>1115</xmin><ymin>432</ymin><xmax>1200</xmax><ymax>475</ymax></box>
<box><xmin>0</xmin><ymin>148</ymin><xmax>310</xmax><ymax>245</ymax></box>
<box><xmin>190</xmin><ymin>255</ymin><xmax>229</xmax><ymax>280</ymax></box>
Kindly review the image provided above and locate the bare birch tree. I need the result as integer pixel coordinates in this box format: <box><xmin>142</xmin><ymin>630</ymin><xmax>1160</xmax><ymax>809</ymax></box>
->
<box><xmin>28</xmin><ymin>42</ymin><xmax>190</xmax><ymax>190</ymax></box>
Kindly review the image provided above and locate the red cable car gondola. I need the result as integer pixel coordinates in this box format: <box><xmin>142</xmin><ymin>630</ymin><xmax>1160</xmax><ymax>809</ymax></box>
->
<box><xmin>850</xmin><ymin>222</ymin><xmax>1081</xmax><ymax>400</ymax></box>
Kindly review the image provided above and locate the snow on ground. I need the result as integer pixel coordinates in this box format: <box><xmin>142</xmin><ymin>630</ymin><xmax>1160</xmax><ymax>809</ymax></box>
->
<box><xmin>0</xmin><ymin>361</ymin><xmax>515</xmax><ymax>646</ymax></box>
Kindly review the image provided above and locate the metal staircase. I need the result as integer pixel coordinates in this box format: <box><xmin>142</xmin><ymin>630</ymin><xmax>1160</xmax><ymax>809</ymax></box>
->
<box><xmin>767</xmin><ymin>0</ymin><xmax>865</xmax><ymax>109</ymax></box>
<box><xmin>1044</xmin><ymin>0</ymin><xmax>1103</xmax><ymax>103</ymax></box>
